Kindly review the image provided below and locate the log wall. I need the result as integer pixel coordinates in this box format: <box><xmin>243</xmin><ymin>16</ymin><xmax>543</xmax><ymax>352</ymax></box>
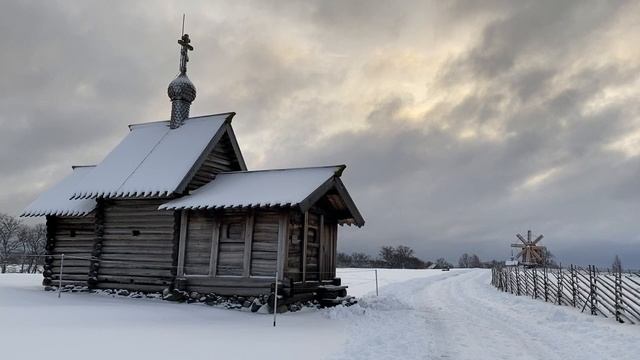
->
<box><xmin>250</xmin><ymin>211</ymin><xmax>279</xmax><ymax>277</ymax></box>
<box><xmin>97</xmin><ymin>198</ymin><xmax>176</xmax><ymax>291</ymax></box>
<box><xmin>320</xmin><ymin>220</ymin><xmax>338</xmax><ymax>280</ymax></box>
<box><xmin>284</xmin><ymin>209</ymin><xmax>338</xmax><ymax>283</ymax></box>
<box><xmin>305</xmin><ymin>212</ymin><xmax>320</xmax><ymax>281</ymax></box>
<box><xmin>215</xmin><ymin>212</ymin><xmax>247</xmax><ymax>276</ymax></box>
<box><xmin>286</xmin><ymin>212</ymin><xmax>304</xmax><ymax>282</ymax></box>
<box><xmin>180</xmin><ymin>209</ymin><xmax>287</xmax><ymax>295</ymax></box>
<box><xmin>49</xmin><ymin>215</ymin><xmax>95</xmax><ymax>286</ymax></box>
<box><xmin>183</xmin><ymin>211</ymin><xmax>215</xmax><ymax>275</ymax></box>
<box><xmin>187</xmin><ymin>133</ymin><xmax>242</xmax><ymax>191</ymax></box>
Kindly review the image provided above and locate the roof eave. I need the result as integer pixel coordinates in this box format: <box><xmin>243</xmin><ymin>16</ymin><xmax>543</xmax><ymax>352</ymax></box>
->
<box><xmin>298</xmin><ymin>175</ymin><xmax>365</xmax><ymax>227</ymax></box>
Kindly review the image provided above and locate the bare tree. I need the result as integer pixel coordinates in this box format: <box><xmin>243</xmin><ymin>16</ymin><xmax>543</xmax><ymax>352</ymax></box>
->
<box><xmin>351</xmin><ymin>252</ymin><xmax>371</xmax><ymax>267</ymax></box>
<box><xmin>612</xmin><ymin>255</ymin><xmax>623</xmax><ymax>273</ymax></box>
<box><xmin>337</xmin><ymin>252</ymin><xmax>353</xmax><ymax>267</ymax></box>
<box><xmin>458</xmin><ymin>253</ymin><xmax>470</xmax><ymax>268</ymax></box>
<box><xmin>435</xmin><ymin>258</ymin><xmax>452</xmax><ymax>269</ymax></box>
<box><xmin>0</xmin><ymin>213</ymin><xmax>21</xmax><ymax>273</ymax></box>
<box><xmin>379</xmin><ymin>246</ymin><xmax>396</xmax><ymax>266</ymax></box>
<box><xmin>21</xmin><ymin>224</ymin><xmax>46</xmax><ymax>273</ymax></box>
<box><xmin>378</xmin><ymin>245</ymin><xmax>425</xmax><ymax>268</ymax></box>
<box><xmin>469</xmin><ymin>254</ymin><xmax>482</xmax><ymax>268</ymax></box>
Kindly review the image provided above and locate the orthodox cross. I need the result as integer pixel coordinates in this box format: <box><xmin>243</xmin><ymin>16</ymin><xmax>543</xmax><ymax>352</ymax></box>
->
<box><xmin>178</xmin><ymin>33</ymin><xmax>194</xmax><ymax>74</ymax></box>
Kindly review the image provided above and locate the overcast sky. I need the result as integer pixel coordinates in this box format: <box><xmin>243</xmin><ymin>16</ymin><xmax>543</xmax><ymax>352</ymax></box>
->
<box><xmin>2</xmin><ymin>1</ymin><xmax>640</xmax><ymax>267</ymax></box>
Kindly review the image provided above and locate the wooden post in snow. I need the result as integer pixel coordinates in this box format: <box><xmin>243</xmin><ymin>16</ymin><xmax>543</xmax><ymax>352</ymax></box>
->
<box><xmin>58</xmin><ymin>254</ymin><xmax>64</xmax><ymax>298</ymax></box>
<box><xmin>273</xmin><ymin>270</ymin><xmax>278</xmax><ymax>327</ymax></box>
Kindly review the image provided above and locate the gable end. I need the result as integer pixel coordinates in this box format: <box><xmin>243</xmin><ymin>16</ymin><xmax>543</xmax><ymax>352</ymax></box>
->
<box><xmin>181</xmin><ymin>124</ymin><xmax>246</xmax><ymax>193</ymax></box>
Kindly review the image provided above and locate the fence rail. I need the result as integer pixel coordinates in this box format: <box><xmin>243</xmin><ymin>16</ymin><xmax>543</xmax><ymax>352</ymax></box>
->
<box><xmin>492</xmin><ymin>265</ymin><xmax>640</xmax><ymax>324</ymax></box>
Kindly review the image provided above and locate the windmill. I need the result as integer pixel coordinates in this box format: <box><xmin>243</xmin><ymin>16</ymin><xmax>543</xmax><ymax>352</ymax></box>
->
<box><xmin>511</xmin><ymin>230</ymin><xmax>546</xmax><ymax>267</ymax></box>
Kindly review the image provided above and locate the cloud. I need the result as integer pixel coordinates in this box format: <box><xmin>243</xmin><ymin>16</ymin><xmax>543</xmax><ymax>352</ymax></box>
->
<box><xmin>2</xmin><ymin>1</ymin><xmax>640</xmax><ymax>267</ymax></box>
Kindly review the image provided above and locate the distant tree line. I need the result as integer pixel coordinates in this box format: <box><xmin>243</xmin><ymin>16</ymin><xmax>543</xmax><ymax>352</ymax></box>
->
<box><xmin>0</xmin><ymin>213</ymin><xmax>46</xmax><ymax>273</ymax></box>
<box><xmin>337</xmin><ymin>245</ymin><xmax>504</xmax><ymax>270</ymax></box>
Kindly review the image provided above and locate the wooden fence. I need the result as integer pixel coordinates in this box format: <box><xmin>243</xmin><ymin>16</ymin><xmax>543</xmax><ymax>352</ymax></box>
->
<box><xmin>491</xmin><ymin>265</ymin><xmax>640</xmax><ymax>324</ymax></box>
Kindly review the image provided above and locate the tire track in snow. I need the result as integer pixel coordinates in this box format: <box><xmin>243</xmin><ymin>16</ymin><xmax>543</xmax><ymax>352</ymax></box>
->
<box><xmin>421</xmin><ymin>270</ymin><xmax>568</xmax><ymax>360</ymax></box>
<box><xmin>325</xmin><ymin>271</ymin><xmax>465</xmax><ymax>360</ymax></box>
<box><xmin>326</xmin><ymin>269</ymin><xmax>640</xmax><ymax>360</ymax></box>
<box><xmin>437</xmin><ymin>270</ymin><xmax>632</xmax><ymax>360</ymax></box>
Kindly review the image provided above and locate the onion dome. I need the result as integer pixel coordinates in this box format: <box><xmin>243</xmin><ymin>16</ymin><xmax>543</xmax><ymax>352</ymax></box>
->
<box><xmin>168</xmin><ymin>73</ymin><xmax>196</xmax><ymax>102</ymax></box>
<box><xmin>168</xmin><ymin>33</ymin><xmax>196</xmax><ymax>129</ymax></box>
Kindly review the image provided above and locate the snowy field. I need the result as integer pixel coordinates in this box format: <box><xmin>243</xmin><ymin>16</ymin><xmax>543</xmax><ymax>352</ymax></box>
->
<box><xmin>2</xmin><ymin>269</ymin><xmax>640</xmax><ymax>360</ymax></box>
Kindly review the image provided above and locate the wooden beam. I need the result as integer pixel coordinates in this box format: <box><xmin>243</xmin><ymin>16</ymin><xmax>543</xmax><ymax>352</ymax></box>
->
<box><xmin>277</xmin><ymin>212</ymin><xmax>289</xmax><ymax>281</ymax></box>
<box><xmin>298</xmin><ymin>178</ymin><xmax>335</xmax><ymax>213</ymax></box>
<box><xmin>88</xmin><ymin>199</ymin><xmax>105</xmax><ymax>288</ymax></box>
<box><xmin>174</xmin><ymin>124</ymin><xmax>227</xmax><ymax>194</ymax></box>
<box><xmin>332</xmin><ymin>224</ymin><xmax>337</xmax><ymax>278</ymax></box>
<box><xmin>242</xmin><ymin>211</ymin><xmax>255</xmax><ymax>277</ymax></box>
<box><xmin>302</xmin><ymin>210</ymin><xmax>309</xmax><ymax>283</ymax></box>
<box><xmin>222</xmin><ymin>123</ymin><xmax>248</xmax><ymax>171</ymax></box>
<box><xmin>333</xmin><ymin>177</ymin><xmax>365</xmax><ymax>227</ymax></box>
<box><xmin>176</xmin><ymin>210</ymin><xmax>188</xmax><ymax>276</ymax></box>
<box><xmin>318</xmin><ymin>214</ymin><xmax>325</xmax><ymax>280</ymax></box>
<box><xmin>208</xmin><ymin>215</ymin><xmax>220</xmax><ymax>276</ymax></box>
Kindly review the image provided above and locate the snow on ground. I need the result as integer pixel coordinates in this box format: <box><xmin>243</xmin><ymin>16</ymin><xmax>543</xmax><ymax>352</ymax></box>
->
<box><xmin>2</xmin><ymin>269</ymin><xmax>640</xmax><ymax>360</ymax></box>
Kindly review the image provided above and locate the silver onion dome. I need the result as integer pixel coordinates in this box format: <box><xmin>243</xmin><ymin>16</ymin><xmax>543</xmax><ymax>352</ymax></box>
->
<box><xmin>168</xmin><ymin>73</ymin><xmax>196</xmax><ymax>102</ymax></box>
<box><xmin>168</xmin><ymin>33</ymin><xmax>196</xmax><ymax>129</ymax></box>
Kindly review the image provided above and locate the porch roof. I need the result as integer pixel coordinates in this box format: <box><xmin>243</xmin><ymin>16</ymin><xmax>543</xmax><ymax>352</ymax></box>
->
<box><xmin>159</xmin><ymin>165</ymin><xmax>364</xmax><ymax>226</ymax></box>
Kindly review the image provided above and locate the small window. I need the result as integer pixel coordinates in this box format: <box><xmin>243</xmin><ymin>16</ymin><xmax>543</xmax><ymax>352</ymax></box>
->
<box><xmin>308</xmin><ymin>228</ymin><xmax>317</xmax><ymax>243</ymax></box>
<box><xmin>290</xmin><ymin>226</ymin><xmax>302</xmax><ymax>244</ymax></box>
<box><xmin>131</xmin><ymin>230</ymin><xmax>141</xmax><ymax>237</ymax></box>
<box><xmin>227</xmin><ymin>223</ymin><xmax>243</xmax><ymax>239</ymax></box>
<box><xmin>69</xmin><ymin>230</ymin><xmax>76</xmax><ymax>238</ymax></box>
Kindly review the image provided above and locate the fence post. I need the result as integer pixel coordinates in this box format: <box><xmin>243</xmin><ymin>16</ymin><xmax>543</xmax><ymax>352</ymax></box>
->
<box><xmin>503</xmin><ymin>270</ymin><xmax>507</xmax><ymax>292</ymax></box>
<box><xmin>589</xmin><ymin>265</ymin><xmax>597</xmax><ymax>316</ymax></box>
<box><xmin>58</xmin><ymin>253</ymin><xmax>64</xmax><ymax>299</ymax></box>
<box><xmin>533</xmin><ymin>268</ymin><xmax>538</xmax><ymax>299</ymax></box>
<box><xmin>614</xmin><ymin>267</ymin><xmax>622</xmax><ymax>323</ymax></box>
<box><xmin>375</xmin><ymin>269</ymin><xmax>379</xmax><ymax>296</ymax></box>
<box><xmin>570</xmin><ymin>265</ymin><xmax>577</xmax><ymax>307</ymax></box>
<box><xmin>493</xmin><ymin>268</ymin><xmax>497</xmax><ymax>287</ymax></box>
<box><xmin>543</xmin><ymin>266</ymin><xmax>549</xmax><ymax>302</ymax></box>
<box><xmin>273</xmin><ymin>270</ymin><xmax>278</xmax><ymax>327</ymax></box>
<box><xmin>557</xmin><ymin>266</ymin><xmax>563</xmax><ymax>305</ymax></box>
<box><xmin>516</xmin><ymin>267</ymin><xmax>521</xmax><ymax>296</ymax></box>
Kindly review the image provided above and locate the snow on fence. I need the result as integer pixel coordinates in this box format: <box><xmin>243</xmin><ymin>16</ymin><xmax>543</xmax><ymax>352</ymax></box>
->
<box><xmin>491</xmin><ymin>265</ymin><xmax>640</xmax><ymax>324</ymax></box>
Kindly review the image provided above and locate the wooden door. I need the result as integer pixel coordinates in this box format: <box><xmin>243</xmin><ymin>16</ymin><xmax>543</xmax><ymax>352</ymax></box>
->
<box><xmin>305</xmin><ymin>213</ymin><xmax>320</xmax><ymax>281</ymax></box>
<box><xmin>216</xmin><ymin>214</ymin><xmax>245</xmax><ymax>276</ymax></box>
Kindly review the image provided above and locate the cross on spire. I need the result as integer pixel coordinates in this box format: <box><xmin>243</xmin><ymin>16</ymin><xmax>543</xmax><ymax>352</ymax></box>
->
<box><xmin>178</xmin><ymin>34</ymin><xmax>194</xmax><ymax>74</ymax></box>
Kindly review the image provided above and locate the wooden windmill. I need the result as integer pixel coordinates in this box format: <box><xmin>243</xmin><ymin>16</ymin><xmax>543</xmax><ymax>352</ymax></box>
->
<box><xmin>511</xmin><ymin>230</ymin><xmax>546</xmax><ymax>266</ymax></box>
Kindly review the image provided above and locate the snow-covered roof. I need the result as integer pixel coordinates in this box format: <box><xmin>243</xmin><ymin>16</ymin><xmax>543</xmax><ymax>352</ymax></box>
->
<box><xmin>21</xmin><ymin>166</ymin><xmax>97</xmax><ymax>217</ymax></box>
<box><xmin>159</xmin><ymin>165</ymin><xmax>365</xmax><ymax>226</ymax></box>
<box><xmin>71</xmin><ymin>113</ymin><xmax>235</xmax><ymax>199</ymax></box>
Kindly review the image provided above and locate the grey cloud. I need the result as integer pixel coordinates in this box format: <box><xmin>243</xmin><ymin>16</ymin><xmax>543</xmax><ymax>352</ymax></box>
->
<box><xmin>1</xmin><ymin>1</ymin><xmax>639</xmax><ymax>268</ymax></box>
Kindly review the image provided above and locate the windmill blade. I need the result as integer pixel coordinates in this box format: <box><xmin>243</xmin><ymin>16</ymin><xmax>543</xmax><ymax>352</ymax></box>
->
<box><xmin>531</xmin><ymin>249</ymin><xmax>544</xmax><ymax>262</ymax></box>
<box><xmin>515</xmin><ymin>250</ymin><xmax>524</xmax><ymax>260</ymax></box>
<box><xmin>533</xmin><ymin>235</ymin><xmax>544</xmax><ymax>244</ymax></box>
<box><xmin>527</xmin><ymin>230</ymin><xmax>531</xmax><ymax>242</ymax></box>
<box><xmin>516</xmin><ymin>234</ymin><xmax>527</xmax><ymax>244</ymax></box>
<box><xmin>511</xmin><ymin>244</ymin><xmax>526</xmax><ymax>248</ymax></box>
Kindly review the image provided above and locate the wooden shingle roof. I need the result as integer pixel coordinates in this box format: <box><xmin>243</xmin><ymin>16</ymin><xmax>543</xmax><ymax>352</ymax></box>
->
<box><xmin>159</xmin><ymin>165</ymin><xmax>365</xmax><ymax>226</ymax></box>
<box><xmin>21</xmin><ymin>166</ymin><xmax>97</xmax><ymax>217</ymax></box>
<box><xmin>71</xmin><ymin>113</ymin><xmax>245</xmax><ymax>199</ymax></box>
